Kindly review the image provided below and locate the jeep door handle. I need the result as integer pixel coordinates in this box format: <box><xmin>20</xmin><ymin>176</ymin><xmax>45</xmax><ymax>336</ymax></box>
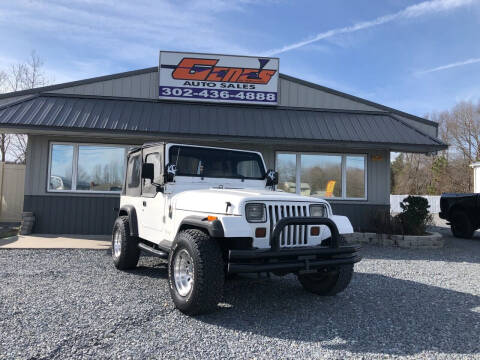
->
<box><xmin>143</xmin><ymin>201</ymin><xmax>147</xmax><ymax>207</ymax></box>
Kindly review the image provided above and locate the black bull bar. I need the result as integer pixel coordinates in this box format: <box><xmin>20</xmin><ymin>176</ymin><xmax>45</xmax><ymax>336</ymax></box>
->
<box><xmin>227</xmin><ymin>217</ymin><xmax>361</xmax><ymax>274</ymax></box>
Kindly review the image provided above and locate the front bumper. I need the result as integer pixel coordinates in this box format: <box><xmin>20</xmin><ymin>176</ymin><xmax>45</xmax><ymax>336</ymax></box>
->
<box><xmin>227</xmin><ymin>216</ymin><xmax>361</xmax><ymax>274</ymax></box>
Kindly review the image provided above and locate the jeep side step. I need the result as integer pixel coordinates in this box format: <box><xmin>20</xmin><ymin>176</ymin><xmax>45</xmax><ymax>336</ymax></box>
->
<box><xmin>138</xmin><ymin>242</ymin><xmax>169</xmax><ymax>258</ymax></box>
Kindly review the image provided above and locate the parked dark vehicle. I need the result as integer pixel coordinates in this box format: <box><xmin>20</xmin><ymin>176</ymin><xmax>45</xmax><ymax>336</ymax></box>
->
<box><xmin>439</xmin><ymin>193</ymin><xmax>480</xmax><ymax>239</ymax></box>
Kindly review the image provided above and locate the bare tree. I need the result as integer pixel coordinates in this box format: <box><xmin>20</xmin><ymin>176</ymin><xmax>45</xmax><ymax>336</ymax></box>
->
<box><xmin>392</xmin><ymin>100</ymin><xmax>480</xmax><ymax>195</ymax></box>
<box><xmin>0</xmin><ymin>70</ymin><xmax>7</xmax><ymax>92</ymax></box>
<box><xmin>22</xmin><ymin>51</ymin><xmax>48</xmax><ymax>90</ymax></box>
<box><xmin>6</xmin><ymin>63</ymin><xmax>26</xmax><ymax>92</ymax></box>
<box><xmin>0</xmin><ymin>51</ymin><xmax>49</xmax><ymax>163</ymax></box>
<box><xmin>0</xmin><ymin>134</ymin><xmax>12</xmax><ymax>163</ymax></box>
<box><xmin>4</xmin><ymin>51</ymin><xmax>48</xmax><ymax>92</ymax></box>
<box><xmin>446</xmin><ymin>102</ymin><xmax>479</xmax><ymax>161</ymax></box>
<box><xmin>9</xmin><ymin>134</ymin><xmax>28</xmax><ymax>163</ymax></box>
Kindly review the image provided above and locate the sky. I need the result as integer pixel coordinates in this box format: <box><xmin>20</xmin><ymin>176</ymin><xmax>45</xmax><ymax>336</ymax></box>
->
<box><xmin>0</xmin><ymin>0</ymin><xmax>479</xmax><ymax>117</ymax></box>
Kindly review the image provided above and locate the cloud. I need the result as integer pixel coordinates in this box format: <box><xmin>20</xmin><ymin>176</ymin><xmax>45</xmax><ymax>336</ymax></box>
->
<box><xmin>263</xmin><ymin>0</ymin><xmax>475</xmax><ymax>56</ymax></box>
<box><xmin>0</xmin><ymin>0</ymin><xmax>257</xmax><ymax>63</ymax></box>
<box><xmin>0</xmin><ymin>0</ymin><xmax>267</xmax><ymax>83</ymax></box>
<box><xmin>416</xmin><ymin>57</ymin><xmax>480</xmax><ymax>74</ymax></box>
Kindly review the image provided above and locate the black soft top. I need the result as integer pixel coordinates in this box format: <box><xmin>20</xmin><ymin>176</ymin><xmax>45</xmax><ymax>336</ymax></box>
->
<box><xmin>127</xmin><ymin>142</ymin><xmax>166</xmax><ymax>155</ymax></box>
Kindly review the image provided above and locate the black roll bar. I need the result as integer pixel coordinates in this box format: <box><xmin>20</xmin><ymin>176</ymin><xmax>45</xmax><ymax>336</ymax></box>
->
<box><xmin>270</xmin><ymin>217</ymin><xmax>341</xmax><ymax>251</ymax></box>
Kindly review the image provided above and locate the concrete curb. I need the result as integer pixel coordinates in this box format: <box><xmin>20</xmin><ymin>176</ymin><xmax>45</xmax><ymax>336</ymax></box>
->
<box><xmin>0</xmin><ymin>234</ymin><xmax>111</xmax><ymax>249</ymax></box>
<box><xmin>343</xmin><ymin>232</ymin><xmax>445</xmax><ymax>249</ymax></box>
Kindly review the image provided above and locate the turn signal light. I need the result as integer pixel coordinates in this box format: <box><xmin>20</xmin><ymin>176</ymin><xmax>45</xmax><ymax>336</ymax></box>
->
<box><xmin>310</xmin><ymin>226</ymin><xmax>320</xmax><ymax>236</ymax></box>
<box><xmin>207</xmin><ymin>216</ymin><xmax>218</xmax><ymax>221</ymax></box>
<box><xmin>255</xmin><ymin>227</ymin><xmax>266</xmax><ymax>238</ymax></box>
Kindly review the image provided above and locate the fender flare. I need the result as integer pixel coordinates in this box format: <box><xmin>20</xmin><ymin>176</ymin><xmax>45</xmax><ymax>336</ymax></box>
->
<box><xmin>118</xmin><ymin>205</ymin><xmax>139</xmax><ymax>237</ymax></box>
<box><xmin>178</xmin><ymin>216</ymin><xmax>225</xmax><ymax>238</ymax></box>
<box><xmin>327</xmin><ymin>215</ymin><xmax>354</xmax><ymax>234</ymax></box>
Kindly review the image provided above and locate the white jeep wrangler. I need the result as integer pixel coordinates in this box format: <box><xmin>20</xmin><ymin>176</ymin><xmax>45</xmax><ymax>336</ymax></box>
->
<box><xmin>112</xmin><ymin>143</ymin><xmax>361</xmax><ymax>315</ymax></box>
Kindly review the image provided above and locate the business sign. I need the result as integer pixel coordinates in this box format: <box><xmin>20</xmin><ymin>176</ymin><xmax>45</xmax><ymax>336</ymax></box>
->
<box><xmin>159</xmin><ymin>51</ymin><xmax>279</xmax><ymax>105</ymax></box>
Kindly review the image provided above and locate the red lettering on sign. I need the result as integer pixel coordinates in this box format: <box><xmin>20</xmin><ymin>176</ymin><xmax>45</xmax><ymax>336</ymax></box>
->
<box><xmin>172</xmin><ymin>58</ymin><xmax>218</xmax><ymax>80</ymax></box>
<box><xmin>170</xmin><ymin>58</ymin><xmax>276</xmax><ymax>85</ymax></box>
<box><xmin>236</xmin><ymin>69</ymin><xmax>277</xmax><ymax>84</ymax></box>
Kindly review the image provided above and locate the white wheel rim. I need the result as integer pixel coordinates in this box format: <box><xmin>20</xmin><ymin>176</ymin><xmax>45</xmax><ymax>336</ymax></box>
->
<box><xmin>113</xmin><ymin>229</ymin><xmax>122</xmax><ymax>258</ymax></box>
<box><xmin>173</xmin><ymin>249</ymin><xmax>194</xmax><ymax>297</ymax></box>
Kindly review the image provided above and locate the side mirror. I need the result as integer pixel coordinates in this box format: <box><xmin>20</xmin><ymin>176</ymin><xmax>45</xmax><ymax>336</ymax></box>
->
<box><xmin>164</xmin><ymin>163</ymin><xmax>177</xmax><ymax>183</ymax></box>
<box><xmin>141</xmin><ymin>163</ymin><xmax>154</xmax><ymax>183</ymax></box>
<box><xmin>265</xmin><ymin>169</ymin><xmax>279</xmax><ymax>187</ymax></box>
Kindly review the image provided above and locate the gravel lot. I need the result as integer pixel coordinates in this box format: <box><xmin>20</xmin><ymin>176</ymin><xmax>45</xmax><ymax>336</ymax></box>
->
<box><xmin>1</xmin><ymin>230</ymin><xmax>479</xmax><ymax>359</ymax></box>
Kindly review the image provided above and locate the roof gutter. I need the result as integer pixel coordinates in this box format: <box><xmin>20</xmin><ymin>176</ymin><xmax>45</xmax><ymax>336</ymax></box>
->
<box><xmin>0</xmin><ymin>123</ymin><xmax>448</xmax><ymax>153</ymax></box>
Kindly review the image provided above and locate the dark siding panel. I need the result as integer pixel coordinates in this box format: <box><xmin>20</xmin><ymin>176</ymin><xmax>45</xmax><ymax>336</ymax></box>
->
<box><xmin>24</xmin><ymin>195</ymin><xmax>120</xmax><ymax>235</ymax></box>
<box><xmin>330</xmin><ymin>203</ymin><xmax>389</xmax><ymax>232</ymax></box>
<box><xmin>23</xmin><ymin>194</ymin><xmax>386</xmax><ymax>235</ymax></box>
<box><xmin>60</xmin><ymin>197</ymin><xmax>71</xmax><ymax>230</ymax></box>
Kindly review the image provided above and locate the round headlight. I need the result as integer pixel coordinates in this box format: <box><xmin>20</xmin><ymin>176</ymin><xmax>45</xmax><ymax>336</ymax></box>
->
<box><xmin>310</xmin><ymin>204</ymin><xmax>326</xmax><ymax>217</ymax></box>
<box><xmin>245</xmin><ymin>203</ymin><xmax>266</xmax><ymax>223</ymax></box>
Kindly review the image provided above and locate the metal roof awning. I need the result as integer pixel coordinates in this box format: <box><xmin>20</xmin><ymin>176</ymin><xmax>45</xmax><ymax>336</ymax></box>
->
<box><xmin>0</xmin><ymin>93</ymin><xmax>447</xmax><ymax>153</ymax></box>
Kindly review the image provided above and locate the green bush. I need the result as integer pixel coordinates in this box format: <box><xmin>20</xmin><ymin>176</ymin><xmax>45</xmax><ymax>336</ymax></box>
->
<box><xmin>397</xmin><ymin>196</ymin><xmax>432</xmax><ymax>235</ymax></box>
<box><xmin>372</xmin><ymin>196</ymin><xmax>432</xmax><ymax>236</ymax></box>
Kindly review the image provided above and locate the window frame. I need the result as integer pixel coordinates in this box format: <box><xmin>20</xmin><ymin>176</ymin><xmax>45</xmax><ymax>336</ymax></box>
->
<box><xmin>141</xmin><ymin>147</ymin><xmax>164</xmax><ymax>198</ymax></box>
<box><xmin>275</xmin><ymin>151</ymin><xmax>368</xmax><ymax>201</ymax></box>
<box><xmin>47</xmin><ymin>141</ymin><xmax>130</xmax><ymax>194</ymax></box>
<box><xmin>125</xmin><ymin>151</ymin><xmax>142</xmax><ymax>197</ymax></box>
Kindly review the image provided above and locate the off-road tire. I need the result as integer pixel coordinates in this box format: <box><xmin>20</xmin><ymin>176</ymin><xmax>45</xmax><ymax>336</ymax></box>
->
<box><xmin>450</xmin><ymin>210</ymin><xmax>474</xmax><ymax>239</ymax></box>
<box><xmin>297</xmin><ymin>237</ymin><xmax>353</xmax><ymax>296</ymax></box>
<box><xmin>168</xmin><ymin>229</ymin><xmax>224</xmax><ymax>315</ymax></box>
<box><xmin>112</xmin><ymin>216</ymin><xmax>140</xmax><ymax>270</ymax></box>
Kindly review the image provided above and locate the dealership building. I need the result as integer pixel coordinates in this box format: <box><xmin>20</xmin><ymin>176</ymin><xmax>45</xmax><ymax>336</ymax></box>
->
<box><xmin>0</xmin><ymin>52</ymin><xmax>447</xmax><ymax>234</ymax></box>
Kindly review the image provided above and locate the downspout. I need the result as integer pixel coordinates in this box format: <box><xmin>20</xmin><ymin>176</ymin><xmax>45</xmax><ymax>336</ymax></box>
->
<box><xmin>0</xmin><ymin>162</ymin><xmax>4</xmax><ymax>221</ymax></box>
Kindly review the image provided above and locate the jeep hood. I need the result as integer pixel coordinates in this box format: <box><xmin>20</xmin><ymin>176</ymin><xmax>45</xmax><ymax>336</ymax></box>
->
<box><xmin>173</xmin><ymin>188</ymin><xmax>329</xmax><ymax>215</ymax></box>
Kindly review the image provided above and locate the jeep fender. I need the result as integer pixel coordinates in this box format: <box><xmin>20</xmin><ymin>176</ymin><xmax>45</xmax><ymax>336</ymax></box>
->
<box><xmin>321</xmin><ymin>215</ymin><xmax>354</xmax><ymax>238</ymax></box>
<box><xmin>178</xmin><ymin>216</ymin><xmax>225</xmax><ymax>238</ymax></box>
<box><xmin>118</xmin><ymin>205</ymin><xmax>139</xmax><ymax>237</ymax></box>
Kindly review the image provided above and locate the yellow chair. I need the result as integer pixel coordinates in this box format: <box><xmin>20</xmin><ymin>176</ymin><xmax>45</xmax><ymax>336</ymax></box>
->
<box><xmin>324</xmin><ymin>180</ymin><xmax>336</xmax><ymax>197</ymax></box>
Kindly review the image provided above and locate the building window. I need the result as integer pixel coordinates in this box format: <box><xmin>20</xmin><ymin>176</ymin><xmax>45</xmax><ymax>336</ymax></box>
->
<box><xmin>275</xmin><ymin>152</ymin><xmax>367</xmax><ymax>200</ymax></box>
<box><xmin>276</xmin><ymin>153</ymin><xmax>297</xmax><ymax>193</ymax></box>
<box><xmin>346</xmin><ymin>156</ymin><xmax>366</xmax><ymax>199</ymax></box>
<box><xmin>301</xmin><ymin>154</ymin><xmax>342</xmax><ymax>197</ymax></box>
<box><xmin>49</xmin><ymin>144</ymin><xmax>74</xmax><ymax>191</ymax></box>
<box><xmin>48</xmin><ymin>143</ymin><xmax>128</xmax><ymax>193</ymax></box>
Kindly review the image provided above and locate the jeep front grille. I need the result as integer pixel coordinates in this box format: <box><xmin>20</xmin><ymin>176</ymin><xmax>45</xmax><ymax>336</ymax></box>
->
<box><xmin>267</xmin><ymin>203</ymin><xmax>310</xmax><ymax>247</ymax></box>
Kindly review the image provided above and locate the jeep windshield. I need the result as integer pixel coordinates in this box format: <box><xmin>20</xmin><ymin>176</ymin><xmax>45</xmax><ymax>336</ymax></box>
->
<box><xmin>168</xmin><ymin>145</ymin><xmax>265</xmax><ymax>180</ymax></box>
